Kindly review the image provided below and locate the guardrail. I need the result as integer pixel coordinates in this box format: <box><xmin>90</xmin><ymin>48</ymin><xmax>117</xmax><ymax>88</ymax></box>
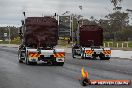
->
<box><xmin>104</xmin><ymin>42</ymin><xmax>129</xmax><ymax>48</ymax></box>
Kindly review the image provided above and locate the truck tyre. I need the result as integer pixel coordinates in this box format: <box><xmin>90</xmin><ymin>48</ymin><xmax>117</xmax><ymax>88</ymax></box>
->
<box><xmin>53</xmin><ymin>62</ymin><xmax>64</xmax><ymax>66</ymax></box>
<box><xmin>100</xmin><ymin>55</ymin><xmax>110</xmax><ymax>60</ymax></box>
<box><xmin>18</xmin><ymin>52</ymin><xmax>23</xmax><ymax>63</ymax></box>
<box><xmin>81</xmin><ymin>51</ymin><xmax>85</xmax><ymax>59</ymax></box>
<box><xmin>57</xmin><ymin>62</ymin><xmax>64</xmax><ymax>66</ymax></box>
<box><xmin>72</xmin><ymin>48</ymin><xmax>75</xmax><ymax>58</ymax></box>
<box><xmin>100</xmin><ymin>57</ymin><xmax>105</xmax><ymax>60</ymax></box>
<box><xmin>100</xmin><ymin>56</ymin><xmax>105</xmax><ymax>60</ymax></box>
<box><xmin>81</xmin><ymin>56</ymin><xmax>84</xmax><ymax>59</ymax></box>
<box><xmin>81</xmin><ymin>54</ymin><xmax>85</xmax><ymax>59</ymax></box>
<box><xmin>19</xmin><ymin>60</ymin><xmax>23</xmax><ymax>63</ymax></box>
<box><xmin>33</xmin><ymin>62</ymin><xmax>37</xmax><ymax>65</ymax></box>
<box><xmin>72</xmin><ymin>54</ymin><xmax>75</xmax><ymax>58</ymax></box>
<box><xmin>92</xmin><ymin>56</ymin><xmax>96</xmax><ymax>60</ymax></box>
<box><xmin>99</xmin><ymin>53</ymin><xmax>105</xmax><ymax>60</ymax></box>
<box><xmin>26</xmin><ymin>58</ymin><xmax>31</xmax><ymax>65</ymax></box>
<box><xmin>105</xmin><ymin>57</ymin><xmax>110</xmax><ymax>60</ymax></box>
<box><xmin>87</xmin><ymin>57</ymin><xmax>92</xmax><ymax>60</ymax></box>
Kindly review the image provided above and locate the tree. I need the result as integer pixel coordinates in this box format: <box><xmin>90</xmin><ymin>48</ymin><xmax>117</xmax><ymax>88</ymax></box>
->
<box><xmin>0</xmin><ymin>26</ymin><xmax>19</xmax><ymax>41</ymax></box>
<box><xmin>110</xmin><ymin>0</ymin><xmax>123</xmax><ymax>7</ymax></box>
<box><xmin>105</xmin><ymin>11</ymin><xmax>129</xmax><ymax>31</ymax></box>
<box><xmin>100</xmin><ymin>11</ymin><xmax>129</xmax><ymax>41</ymax></box>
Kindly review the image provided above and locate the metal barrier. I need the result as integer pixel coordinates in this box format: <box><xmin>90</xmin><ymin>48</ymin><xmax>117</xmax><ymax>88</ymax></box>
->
<box><xmin>104</xmin><ymin>42</ymin><xmax>129</xmax><ymax>48</ymax></box>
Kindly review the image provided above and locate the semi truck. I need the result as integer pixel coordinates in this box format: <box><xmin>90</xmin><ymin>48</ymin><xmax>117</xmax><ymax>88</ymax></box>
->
<box><xmin>18</xmin><ymin>16</ymin><xmax>65</xmax><ymax>66</ymax></box>
<box><xmin>72</xmin><ymin>25</ymin><xmax>111</xmax><ymax>60</ymax></box>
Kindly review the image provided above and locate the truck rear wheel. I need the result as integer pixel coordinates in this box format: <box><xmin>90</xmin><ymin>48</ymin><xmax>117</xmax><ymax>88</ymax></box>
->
<box><xmin>72</xmin><ymin>48</ymin><xmax>75</xmax><ymax>58</ymax></box>
<box><xmin>100</xmin><ymin>56</ymin><xmax>110</xmax><ymax>60</ymax></box>
<box><xmin>104</xmin><ymin>57</ymin><xmax>110</xmax><ymax>60</ymax></box>
<box><xmin>57</xmin><ymin>62</ymin><xmax>64</xmax><ymax>66</ymax></box>
<box><xmin>19</xmin><ymin>60</ymin><xmax>23</xmax><ymax>63</ymax></box>
<box><xmin>100</xmin><ymin>55</ymin><xmax>105</xmax><ymax>60</ymax></box>
<box><xmin>18</xmin><ymin>50</ymin><xmax>26</xmax><ymax>63</ymax></box>
<box><xmin>53</xmin><ymin>62</ymin><xmax>64</xmax><ymax>66</ymax></box>
<box><xmin>81</xmin><ymin>54</ymin><xmax>85</xmax><ymax>59</ymax></box>
<box><xmin>99</xmin><ymin>53</ymin><xmax>106</xmax><ymax>60</ymax></box>
<box><xmin>18</xmin><ymin>52</ymin><xmax>24</xmax><ymax>63</ymax></box>
<box><xmin>26</xmin><ymin>58</ymin><xmax>31</xmax><ymax>65</ymax></box>
<box><xmin>81</xmin><ymin>56</ymin><xmax>85</xmax><ymax>59</ymax></box>
<box><xmin>72</xmin><ymin>54</ymin><xmax>75</xmax><ymax>58</ymax></box>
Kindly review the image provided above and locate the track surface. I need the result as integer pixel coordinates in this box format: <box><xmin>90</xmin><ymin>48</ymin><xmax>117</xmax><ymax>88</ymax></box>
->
<box><xmin>0</xmin><ymin>47</ymin><xmax>132</xmax><ymax>88</ymax></box>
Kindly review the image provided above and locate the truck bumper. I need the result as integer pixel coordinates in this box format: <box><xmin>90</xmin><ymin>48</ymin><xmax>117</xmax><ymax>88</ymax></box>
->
<box><xmin>28</xmin><ymin>56</ymin><xmax>64</xmax><ymax>63</ymax></box>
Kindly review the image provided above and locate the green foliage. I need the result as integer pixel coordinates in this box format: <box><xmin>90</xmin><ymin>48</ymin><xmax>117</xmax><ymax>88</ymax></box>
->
<box><xmin>0</xmin><ymin>37</ymin><xmax>20</xmax><ymax>44</ymax></box>
<box><xmin>105</xmin><ymin>11</ymin><xmax>129</xmax><ymax>29</ymax></box>
<box><xmin>100</xmin><ymin>11</ymin><xmax>131</xmax><ymax>41</ymax></box>
<box><xmin>11</xmin><ymin>37</ymin><xmax>20</xmax><ymax>44</ymax></box>
<box><xmin>128</xmin><ymin>42</ymin><xmax>132</xmax><ymax>48</ymax></box>
<box><xmin>0</xmin><ymin>41</ymin><xmax>9</xmax><ymax>44</ymax></box>
<box><xmin>0</xmin><ymin>26</ymin><xmax>19</xmax><ymax>41</ymax></box>
<box><xmin>0</xmin><ymin>26</ymin><xmax>20</xmax><ymax>44</ymax></box>
<box><xmin>110</xmin><ymin>0</ymin><xmax>123</xmax><ymax>7</ymax></box>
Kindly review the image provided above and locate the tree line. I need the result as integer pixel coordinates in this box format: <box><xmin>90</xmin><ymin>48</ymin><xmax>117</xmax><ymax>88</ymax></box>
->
<box><xmin>0</xmin><ymin>11</ymin><xmax>132</xmax><ymax>41</ymax></box>
<box><xmin>0</xmin><ymin>26</ymin><xmax>19</xmax><ymax>41</ymax></box>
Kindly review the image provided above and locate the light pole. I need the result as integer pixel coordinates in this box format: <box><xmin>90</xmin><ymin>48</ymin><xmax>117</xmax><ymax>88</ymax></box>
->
<box><xmin>79</xmin><ymin>5</ymin><xmax>83</xmax><ymax>25</ymax></box>
<box><xmin>69</xmin><ymin>13</ymin><xmax>72</xmax><ymax>41</ymax></box>
<box><xmin>23</xmin><ymin>12</ymin><xmax>26</xmax><ymax>33</ymax></box>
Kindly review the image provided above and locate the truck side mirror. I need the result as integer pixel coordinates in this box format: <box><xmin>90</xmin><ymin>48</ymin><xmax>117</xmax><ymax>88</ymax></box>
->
<box><xmin>21</xmin><ymin>20</ymin><xmax>24</xmax><ymax>25</ymax></box>
<box><xmin>19</xmin><ymin>27</ymin><xmax>23</xmax><ymax>38</ymax></box>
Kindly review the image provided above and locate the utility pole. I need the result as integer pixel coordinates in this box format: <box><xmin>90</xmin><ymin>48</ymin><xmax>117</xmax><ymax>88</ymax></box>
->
<box><xmin>79</xmin><ymin>5</ymin><xmax>83</xmax><ymax>25</ymax></box>
<box><xmin>77</xmin><ymin>20</ymin><xmax>80</xmax><ymax>44</ymax></box>
<box><xmin>19</xmin><ymin>12</ymin><xmax>26</xmax><ymax>45</ymax></box>
<box><xmin>70</xmin><ymin>15</ymin><xmax>72</xmax><ymax>37</ymax></box>
<box><xmin>56</xmin><ymin>14</ymin><xmax>60</xmax><ymax>38</ymax></box>
<box><xmin>23</xmin><ymin>12</ymin><xmax>26</xmax><ymax>42</ymax></box>
<box><xmin>71</xmin><ymin>15</ymin><xmax>74</xmax><ymax>42</ymax></box>
<box><xmin>7</xmin><ymin>26</ymin><xmax>11</xmax><ymax>44</ymax></box>
<box><xmin>23</xmin><ymin>12</ymin><xmax>26</xmax><ymax>32</ymax></box>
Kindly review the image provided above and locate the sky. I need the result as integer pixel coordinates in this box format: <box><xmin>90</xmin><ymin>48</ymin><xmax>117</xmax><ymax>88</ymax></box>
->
<box><xmin>0</xmin><ymin>0</ymin><xmax>132</xmax><ymax>27</ymax></box>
